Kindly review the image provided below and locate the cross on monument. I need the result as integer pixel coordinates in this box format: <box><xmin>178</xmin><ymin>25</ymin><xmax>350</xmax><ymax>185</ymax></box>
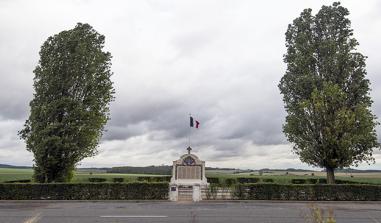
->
<box><xmin>187</xmin><ymin>146</ymin><xmax>192</xmax><ymax>154</ymax></box>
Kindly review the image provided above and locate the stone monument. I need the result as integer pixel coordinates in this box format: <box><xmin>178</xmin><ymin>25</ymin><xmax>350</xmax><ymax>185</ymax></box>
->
<box><xmin>169</xmin><ymin>147</ymin><xmax>208</xmax><ymax>201</ymax></box>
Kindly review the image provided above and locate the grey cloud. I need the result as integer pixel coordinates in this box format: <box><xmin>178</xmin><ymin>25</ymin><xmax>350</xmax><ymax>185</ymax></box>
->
<box><xmin>1</xmin><ymin>0</ymin><xmax>381</xmax><ymax>169</ymax></box>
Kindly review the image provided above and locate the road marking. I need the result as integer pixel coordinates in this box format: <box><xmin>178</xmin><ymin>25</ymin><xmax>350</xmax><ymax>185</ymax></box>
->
<box><xmin>100</xmin><ymin>215</ymin><xmax>168</xmax><ymax>218</ymax></box>
<box><xmin>24</xmin><ymin>212</ymin><xmax>41</xmax><ymax>223</ymax></box>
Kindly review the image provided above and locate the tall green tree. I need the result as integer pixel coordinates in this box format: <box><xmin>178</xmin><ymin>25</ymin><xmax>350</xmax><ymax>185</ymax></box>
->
<box><xmin>19</xmin><ymin>23</ymin><xmax>115</xmax><ymax>182</ymax></box>
<box><xmin>279</xmin><ymin>2</ymin><xmax>379</xmax><ymax>184</ymax></box>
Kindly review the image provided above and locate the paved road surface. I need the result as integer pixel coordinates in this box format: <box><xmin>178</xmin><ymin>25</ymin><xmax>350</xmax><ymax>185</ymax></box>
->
<box><xmin>0</xmin><ymin>200</ymin><xmax>380</xmax><ymax>223</ymax></box>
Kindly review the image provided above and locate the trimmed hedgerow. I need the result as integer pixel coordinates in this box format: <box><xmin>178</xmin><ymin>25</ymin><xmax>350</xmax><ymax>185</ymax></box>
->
<box><xmin>88</xmin><ymin>178</ymin><xmax>107</xmax><ymax>183</ymax></box>
<box><xmin>237</xmin><ymin>178</ymin><xmax>260</xmax><ymax>184</ymax></box>
<box><xmin>234</xmin><ymin>184</ymin><xmax>381</xmax><ymax>201</ymax></box>
<box><xmin>207</xmin><ymin>177</ymin><xmax>220</xmax><ymax>184</ymax></box>
<box><xmin>318</xmin><ymin>178</ymin><xmax>327</xmax><ymax>184</ymax></box>
<box><xmin>0</xmin><ymin>183</ymin><xmax>168</xmax><ymax>200</ymax></box>
<box><xmin>112</xmin><ymin>178</ymin><xmax>124</xmax><ymax>183</ymax></box>
<box><xmin>335</xmin><ymin>179</ymin><xmax>363</xmax><ymax>184</ymax></box>
<box><xmin>136</xmin><ymin>176</ymin><xmax>171</xmax><ymax>182</ymax></box>
<box><xmin>306</xmin><ymin>179</ymin><xmax>318</xmax><ymax>184</ymax></box>
<box><xmin>291</xmin><ymin>179</ymin><xmax>307</xmax><ymax>184</ymax></box>
<box><xmin>4</xmin><ymin>180</ymin><xmax>32</xmax><ymax>183</ymax></box>
<box><xmin>153</xmin><ymin>176</ymin><xmax>171</xmax><ymax>182</ymax></box>
<box><xmin>224</xmin><ymin>178</ymin><xmax>237</xmax><ymax>186</ymax></box>
<box><xmin>261</xmin><ymin>178</ymin><xmax>274</xmax><ymax>183</ymax></box>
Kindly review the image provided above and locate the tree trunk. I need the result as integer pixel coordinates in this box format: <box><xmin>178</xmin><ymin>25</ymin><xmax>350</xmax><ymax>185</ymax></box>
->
<box><xmin>326</xmin><ymin>166</ymin><xmax>335</xmax><ymax>184</ymax></box>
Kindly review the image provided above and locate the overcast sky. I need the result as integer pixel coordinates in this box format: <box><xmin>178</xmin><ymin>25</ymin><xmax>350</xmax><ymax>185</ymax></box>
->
<box><xmin>0</xmin><ymin>0</ymin><xmax>380</xmax><ymax>169</ymax></box>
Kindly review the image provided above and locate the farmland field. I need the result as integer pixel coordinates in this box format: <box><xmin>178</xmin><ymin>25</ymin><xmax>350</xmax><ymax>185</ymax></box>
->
<box><xmin>1</xmin><ymin>167</ymin><xmax>381</xmax><ymax>184</ymax></box>
<box><xmin>206</xmin><ymin>170</ymin><xmax>381</xmax><ymax>185</ymax></box>
<box><xmin>0</xmin><ymin>168</ymin><xmax>168</xmax><ymax>183</ymax></box>
<box><xmin>0</xmin><ymin>168</ymin><xmax>33</xmax><ymax>182</ymax></box>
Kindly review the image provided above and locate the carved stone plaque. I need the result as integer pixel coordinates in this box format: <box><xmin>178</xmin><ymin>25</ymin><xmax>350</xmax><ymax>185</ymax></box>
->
<box><xmin>177</xmin><ymin>165</ymin><xmax>201</xmax><ymax>179</ymax></box>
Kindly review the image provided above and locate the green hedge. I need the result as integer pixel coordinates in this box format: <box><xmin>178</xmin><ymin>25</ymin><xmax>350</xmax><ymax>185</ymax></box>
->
<box><xmin>0</xmin><ymin>183</ymin><xmax>168</xmax><ymax>200</ymax></box>
<box><xmin>318</xmin><ymin>178</ymin><xmax>327</xmax><ymax>184</ymax></box>
<box><xmin>207</xmin><ymin>177</ymin><xmax>220</xmax><ymax>184</ymax></box>
<box><xmin>335</xmin><ymin>179</ymin><xmax>363</xmax><ymax>184</ymax></box>
<box><xmin>237</xmin><ymin>178</ymin><xmax>260</xmax><ymax>184</ymax></box>
<box><xmin>290</xmin><ymin>178</ymin><xmax>363</xmax><ymax>185</ymax></box>
<box><xmin>88</xmin><ymin>178</ymin><xmax>107</xmax><ymax>183</ymax></box>
<box><xmin>112</xmin><ymin>178</ymin><xmax>124</xmax><ymax>183</ymax></box>
<box><xmin>4</xmin><ymin>179</ymin><xmax>32</xmax><ymax>183</ymax></box>
<box><xmin>291</xmin><ymin>179</ymin><xmax>307</xmax><ymax>184</ymax></box>
<box><xmin>136</xmin><ymin>176</ymin><xmax>171</xmax><ymax>182</ymax></box>
<box><xmin>261</xmin><ymin>178</ymin><xmax>274</xmax><ymax>183</ymax></box>
<box><xmin>234</xmin><ymin>183</ymin><xmax>381</xmax><ymax>201</ymax></box>
<box><xmin>225</xmin><ymin>178</ymin><xmax>237</xmax><ymax>186</ymax></box>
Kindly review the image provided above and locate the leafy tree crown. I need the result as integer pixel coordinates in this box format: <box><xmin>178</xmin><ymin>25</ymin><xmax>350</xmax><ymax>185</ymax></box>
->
<box><xmin>279</xmin><ymin>2</ymin><xmax>379</xmax><ymax>169</ymax></box>
<box><xmin>19</xmin><ymin>23</ymin><xmax>115</xmax><ymax>182</ymax></box>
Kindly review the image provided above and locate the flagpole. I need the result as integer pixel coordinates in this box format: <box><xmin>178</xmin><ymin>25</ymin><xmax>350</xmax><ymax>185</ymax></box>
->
<box><xmin>189</xmin><ymin>113</ymin><xmax>191</xmax><ymax>148</ymax></box>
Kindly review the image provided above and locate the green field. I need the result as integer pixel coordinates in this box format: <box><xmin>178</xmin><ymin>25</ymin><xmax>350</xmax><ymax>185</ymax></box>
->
<box><xmin>1</xmin><ymin>168</ymin><xmax>381</xmax><ymax>184</ymax></box>
<box><xmin>0</xmin><ymin>168</ymin><xmax>168</xmax><ymax>183</ymax></box>
<box><xmin>0</xmin><ymin>168</ymin><xmax>34</xmax><ymax>182</ymax></box>
<box><xmin>206</xmin><ymin>170</ymin><xmax>381</xmax><ymax>185</ymax></box>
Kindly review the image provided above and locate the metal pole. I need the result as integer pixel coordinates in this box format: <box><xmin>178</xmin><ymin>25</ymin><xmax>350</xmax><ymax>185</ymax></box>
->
<box><xmin>189</xmin><ymin>113</ymin><xmax>191</xmax><ymax>148</ymax></box>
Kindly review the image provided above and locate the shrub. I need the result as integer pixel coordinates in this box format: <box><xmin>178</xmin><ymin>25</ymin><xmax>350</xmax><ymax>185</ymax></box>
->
<box><xmin>318</xmin><ymin>179</ymin><xmax>327</xmax><ymax>184</ymax></box>
<box><xmin>207</xmin><ymin>177</ymin><xmax>220</xmax><ymax>184</ymax></box>
<box><xmin>262</xmin><ymin>178</ymin><xmax>274</xmax><ymax>183</ymax></box>
<box><xmin>307</xmin><ymin>179</ymin><xmax>318</xmax><ymax>184</ymax></box>
<box><xmin>151</xmin><ymin>176</ymin><xmax>171</xmax><ymax>182</ymax></box>
<box><xmin>291</xmin><ymin>179</ymin><xmax>306</xmax><ymax>184</ymax></box>
<box><xmin>88</xmin><ymin>178</ymin><xmax>107</xmax><ymax>183</ymax></box>
<box><xmin>4</xmin><ymin>180</ymin><xmax>32</xmax><ymax>183</ymax></box>
<box><xmin>136</xmin><ymin>176</ymin><xmax>171</xmax><ymax>182</ymax></box>
<box><xmin>335</xmin><ymin>179</ymin><xmax>362</xmax><ymax>184</ymax></box>
<box><xmin>136</xmin><ymin>177</ymin><xmax>152</xmax><ymax>182</ymax></box>
<box><xmin>237</xmin><ymin>178</ymin><xmax>259</xmax><ymax>184</ymax></box>
<box><xmin>225</xmin><ymin>178</ymin><xmax>237</xmax><ymax>186</ymax></box>
<box><xmin>113</xmin><ymin>178</ymin><xmax>124</xmax><ymax>183</ymax></box>
<box><xmin>206</xmin><ymin>184</ymin><xmax>218</xmax><ymax>200</ymax></box>
<box><xmin>0</xmin><ymin>183</ymin><xmax>168</xmax><ymax>200</ymax></box>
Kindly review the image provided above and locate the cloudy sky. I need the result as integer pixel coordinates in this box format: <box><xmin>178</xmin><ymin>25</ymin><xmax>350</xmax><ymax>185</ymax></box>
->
<box><xmin>0</xmin><ymin>0</ymin><xmax>380</xmax><ymax>169</ymax></box>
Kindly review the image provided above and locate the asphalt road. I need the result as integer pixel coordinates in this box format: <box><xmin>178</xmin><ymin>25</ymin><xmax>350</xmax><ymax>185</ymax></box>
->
<box><xmin>0</xmin><ymin>200</ymin><xmax>380</xmax><ymax>223</ymax></box>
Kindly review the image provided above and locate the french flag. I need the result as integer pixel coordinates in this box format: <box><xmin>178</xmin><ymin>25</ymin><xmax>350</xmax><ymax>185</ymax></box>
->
<box><xmin>190</xmin><ymin>116</ymin><xmax>200</xmax><ymax>128</ymax></box>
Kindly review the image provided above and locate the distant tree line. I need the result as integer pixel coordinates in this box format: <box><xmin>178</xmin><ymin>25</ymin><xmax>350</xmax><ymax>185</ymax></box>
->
<box><xmin>107</xmin><ymin>166</ymin><xmax>239</xmax><ymax>175</ymax></box>
<box><xmin>107</xmin><ymin>166</ymin><xmax>172</xmax><ymax>175</ymax></box>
